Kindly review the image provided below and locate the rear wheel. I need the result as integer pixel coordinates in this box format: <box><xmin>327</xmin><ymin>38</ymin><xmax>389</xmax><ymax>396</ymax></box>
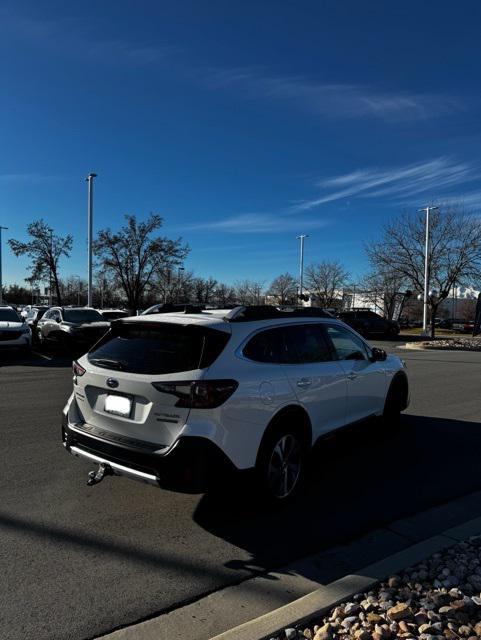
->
<box><xmin>256</xmin><ymin>424</ymin><xmax>307</xmax><ymax>503</ymax></box>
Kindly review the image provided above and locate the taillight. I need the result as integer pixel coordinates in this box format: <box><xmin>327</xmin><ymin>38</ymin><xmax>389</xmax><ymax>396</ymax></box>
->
<box><xmin>152</xmin><ymin>380</ymin><xmax>238</xmax><ymax>409</ymax></box>
<box><xmin>72</xmin><ymin>361</ymin><xmax>86</xmax><ymax>378</ymax></box>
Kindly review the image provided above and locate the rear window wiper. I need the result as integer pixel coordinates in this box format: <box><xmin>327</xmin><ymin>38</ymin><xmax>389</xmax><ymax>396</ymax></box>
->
<box><xmin>89</xmin><ymin>358</ymin><xmax>124</xmax><ymax>371</ymax></box>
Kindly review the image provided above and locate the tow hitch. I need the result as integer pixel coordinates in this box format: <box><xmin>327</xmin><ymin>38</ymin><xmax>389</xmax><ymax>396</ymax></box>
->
<box><xmin>87</xmin><ymin>463</ymin><xmax>114</xmax><ymax>486</ymax></box>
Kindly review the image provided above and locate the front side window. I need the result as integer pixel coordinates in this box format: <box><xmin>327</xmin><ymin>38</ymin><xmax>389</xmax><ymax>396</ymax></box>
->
<box><xmin>325</xmin><ymin>324</ymin><xmax>370</xmax><ymax>361</ymax></box>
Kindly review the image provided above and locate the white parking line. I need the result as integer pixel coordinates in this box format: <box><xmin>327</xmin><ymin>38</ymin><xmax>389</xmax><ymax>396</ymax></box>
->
<box><xmin>32</xmin><ymin>350</ymin><xmax>52</xmax><ymax>361</ymax></box>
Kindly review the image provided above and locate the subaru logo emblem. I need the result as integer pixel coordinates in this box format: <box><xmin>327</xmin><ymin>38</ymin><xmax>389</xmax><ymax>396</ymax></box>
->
<box><xmin>106</xmin><ymin>378</ymin><xmax>119</xmax><ymax>389</ymax></box>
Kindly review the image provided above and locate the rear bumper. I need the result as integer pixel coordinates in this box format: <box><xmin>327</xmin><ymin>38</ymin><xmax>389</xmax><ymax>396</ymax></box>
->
<box><xmin>62</xmin><ymin>414</ymin><xmax>236</xmax><ymax>493</ymax></box>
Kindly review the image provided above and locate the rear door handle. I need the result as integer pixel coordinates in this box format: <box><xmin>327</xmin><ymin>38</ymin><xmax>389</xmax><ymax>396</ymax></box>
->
<box><xmin>347</xmin><ymin>373</ymin><xmax>357</xmax><ymax>380</ymax></box>
<box><xmin>296</xmin><ymin>378</ymin><xmax>312</xmax><ymax>389</ymax></box>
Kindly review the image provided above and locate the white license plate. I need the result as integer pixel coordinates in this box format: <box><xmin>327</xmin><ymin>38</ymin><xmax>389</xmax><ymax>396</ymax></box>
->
<box><xmin>104</xmin><ymin>394</ymin><xmax>132</xmax><ymax>417</ymax></box>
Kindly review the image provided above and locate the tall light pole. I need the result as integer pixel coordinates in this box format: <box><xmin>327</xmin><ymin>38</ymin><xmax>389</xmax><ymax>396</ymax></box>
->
<box><xmin>0</xmin><ymin>226</ymin><xmax>8</xmax><ymax>304</ymax></box>
<box><xmin>49</xmin><ymin>229</ymin><xmax>53</xmax><ymax>306</ymax></box>
<box><xmin>297</xmin><ymin>234</ymin><xmax>308</xmax><ymax>303</ymax></box>
<box><xmin>418</xmin><ymin>205</ymin><xmax>439</xmax><ymax>334</ymax></box>
<box><xmin>86</xmin><ymin>173</ymin><xmax>97</xmax><ymax>307</ymax></box>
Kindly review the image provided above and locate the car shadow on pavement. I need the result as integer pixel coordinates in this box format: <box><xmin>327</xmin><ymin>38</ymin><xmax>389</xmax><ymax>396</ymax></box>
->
<box><xmin>0</xmin><ymin>349</ymin><xmax>78</xmax><ymax>368</ymax></box>
<box><xmin>194</xmin><ymin>414</ymin><xmax>481</xmax><ymax>578</ymax></box>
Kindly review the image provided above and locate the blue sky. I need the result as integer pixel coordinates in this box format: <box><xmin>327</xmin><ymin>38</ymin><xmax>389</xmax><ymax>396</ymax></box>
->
<box><xmin>2</xmin><ymin>0</ymin><xmax>481</xmax><ymax>288</ymax></box>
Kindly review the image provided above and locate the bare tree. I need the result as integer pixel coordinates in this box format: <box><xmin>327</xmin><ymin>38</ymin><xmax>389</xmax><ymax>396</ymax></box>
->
<box><xmin>193</xmin><ymin>276</ymin><xmax>218</xmax><ymax>304</ymax></box>
<box><xmin>214</xmin><ymin>283</ymin><xmax>237</xmax><ymax>306</ymax></box>
<box><xmin>305</xmin><ymin>260</ymin><xmax>349</xmax><ymax>307</ymax></box>
<box><xmin>268</xmin><ymin>273</ymin><xmax>297</xmax><ymax>305</ymax></box>
<box><xmin>234</xmin><ymin>279</ymin><xmax>265</xmax><ymax>305</ymax></box>
<box><xmin>93</xmin><ymin>214</ymin><xmax>188</xmax><ymax>312</ymax></box>
<box><xmin>358</xmin><ymin>268</ymin><xmax>408</xmax><ymax>319</ymax></box>
<box><xmin>366</xmin><ymin>206</ymin><xmax>481</xmax><ymax>337</ymax></box>
<box><xmin>8</xmin><ymin>219</ymin><xmax>72</xmax><ymax>306</ymax></box>
<box><xmin>59</xmin><ymin>275</ymin><xmax>88</xmax><ymax>306</ymax></box>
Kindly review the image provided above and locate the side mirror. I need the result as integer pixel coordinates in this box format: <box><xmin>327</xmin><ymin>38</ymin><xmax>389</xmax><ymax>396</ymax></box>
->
<box><xmin>371</xmin><ymin>347</ymin><xmax>387</xmax><ymax>362</ymax></box>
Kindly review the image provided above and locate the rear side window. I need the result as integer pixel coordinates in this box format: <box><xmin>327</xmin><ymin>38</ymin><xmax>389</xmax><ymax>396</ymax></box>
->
<box><xmin>243</xmin><ymin>328</ymin><xmax>284</xmax><ymax>363</ymax></box>
<box><xmin>88</xmin><ymin>322</ymin><xmax>230</xmax><ymax>374</ymax></box>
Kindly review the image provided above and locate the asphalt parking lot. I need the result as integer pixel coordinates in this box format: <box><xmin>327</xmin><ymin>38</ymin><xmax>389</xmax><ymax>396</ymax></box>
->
<box><xmin>1</xmin><ymin>341</ymin><xmax>481</xmax><ymax>640</ymax></box>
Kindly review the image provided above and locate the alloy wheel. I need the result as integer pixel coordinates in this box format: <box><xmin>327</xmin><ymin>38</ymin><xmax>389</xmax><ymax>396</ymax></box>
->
<box><xmin>267</xmin><ymin>434</ymin><xmax>302</xmax><ymax>499</ymax></box>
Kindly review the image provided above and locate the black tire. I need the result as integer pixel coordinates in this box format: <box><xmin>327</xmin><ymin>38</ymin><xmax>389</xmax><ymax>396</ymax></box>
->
<box><xmin>256</xmin><ymin>423</ymin><xmax>308</xmax><ymax>503</ymax></box>
<box><xmin>382</xmin><ymin>378</ymin><xmax>406</xmax><ymax>428</ymax></box>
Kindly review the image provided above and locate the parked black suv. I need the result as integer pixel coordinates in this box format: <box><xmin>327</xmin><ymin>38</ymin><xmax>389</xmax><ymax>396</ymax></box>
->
<box><xmin>338</xmin><ymin>309</ymin><xmax>400</xmax><ymax>337</ymax></box>
<box><xmin>37</xmin><ymin>307</ymin><xmax>110</xmax><ymax>348</ymax></box>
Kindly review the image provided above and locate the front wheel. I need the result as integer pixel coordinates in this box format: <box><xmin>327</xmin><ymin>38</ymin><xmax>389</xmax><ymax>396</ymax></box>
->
<box><xmin>256</xmin><ymin>426</ymin><xmax>307</xmax><ymax>503</ymax></box>
<box><xmin>383</xmin><ymin>379</ymin><xmax>406</xmax><ymax>428</ymax></box>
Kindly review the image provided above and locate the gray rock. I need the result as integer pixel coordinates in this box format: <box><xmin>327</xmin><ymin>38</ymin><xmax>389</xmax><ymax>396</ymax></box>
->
<box><xmin>341</xmin><ymin>616</ymin><xmax>358</xmax><ymax>629</ymax></box>
<box><xmin>344</xmin><ymin>602</ymin><xmax>360</xmax><ymax>616</ymax></box>
<box><xmin>285</xmin><ymin>629</ymin><xmax>298</xmax><ymax>640</ymax></box>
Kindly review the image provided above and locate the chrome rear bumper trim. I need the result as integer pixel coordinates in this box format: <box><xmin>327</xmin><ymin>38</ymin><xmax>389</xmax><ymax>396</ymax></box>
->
<box><xmin>68</xmin><ymin>445</ymin><xmax>159</xmax><ymax>486</ymax></box>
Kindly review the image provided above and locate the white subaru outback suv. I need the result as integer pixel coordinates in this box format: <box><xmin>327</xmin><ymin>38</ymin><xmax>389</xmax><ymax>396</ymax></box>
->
<box><xmin>62</xmin><ymin>306</ymin><xmax>409</xmax><ymax>501</ymax></box>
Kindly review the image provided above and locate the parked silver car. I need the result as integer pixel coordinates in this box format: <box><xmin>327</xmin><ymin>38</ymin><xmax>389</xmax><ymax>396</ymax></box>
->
<box><xmin>0</xmin><ymin>304</ymin><xmax>32</xmax><ymax>352</ymax></box>
<box><xmin>37</xmin><ymin>307</ymin><xmax>110</xmax><ymax>349</ymax></box>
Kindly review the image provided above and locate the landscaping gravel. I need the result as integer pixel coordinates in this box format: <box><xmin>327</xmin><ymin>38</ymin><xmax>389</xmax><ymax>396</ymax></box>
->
<box><xmin>275</xmin><ymin>536</ymin><xmax>481</xmax><ymax>640</ymax></box>
<box><xmin>417</xmin><ymin>337</ymin><xmax>481</xmax><ymax>351</ymax></box>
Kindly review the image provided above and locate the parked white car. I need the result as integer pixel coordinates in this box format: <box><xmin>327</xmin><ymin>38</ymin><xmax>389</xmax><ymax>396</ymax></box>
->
<box><xmin>62</xmin><ymin>306</ymin><xmax>409</xmax><ymax>501</ymax></box>
<box><xmin>0</xmin><ymin>304</ymin><xmax>32</xmax><ymax>352</ymax></box>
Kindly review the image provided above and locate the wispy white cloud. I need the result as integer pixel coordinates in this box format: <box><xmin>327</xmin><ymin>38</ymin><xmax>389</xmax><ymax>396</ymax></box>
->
<box><xmin>205</xmin><ymin>69</ymin><xmax>462</xmax><ymax>121</ymax></box>
<box><xmin>295</xmin><ymin>157</ymin><xmax>479</xmax><ymax>211</ymax></box>
<box><xmin>0</xmin><ymin>11</ymin><xmax>173</xmax><ymax>67</ymax></box>
<box><xmin>2</xmin><ymin>9</ymin><xmax>463</xmax><ymax>122</ymax></box>
<box><xmin>184</xmin><ymin>213</ymin><xmax>330</xmax><ymax>234</ymax></box>
<box><xmin>436</xmin><ymin>190</ymin><xmax>481</xmax><ymax>211</ymax></box>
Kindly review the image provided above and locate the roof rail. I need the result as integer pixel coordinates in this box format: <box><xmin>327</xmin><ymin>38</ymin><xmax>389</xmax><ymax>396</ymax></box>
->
<box><xmin>224</xmin><ymin>305</ymin><xmax>333</xmax><ymax>322</ymax></box>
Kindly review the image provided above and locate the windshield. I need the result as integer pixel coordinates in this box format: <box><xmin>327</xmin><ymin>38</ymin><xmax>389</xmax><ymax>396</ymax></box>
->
<box><xmin>63</xmin><ymin>309</ymin><xmax>104</xmax><ymax>323</ymax></box>
<box><xmin>0</xmin><ymin>309</ymin><xmax>21</xmax><ymax>322</ymax></box>
<box><xmin>88</xmin><ymin>322</ymin><xmax>230</xmax><ymax>374</ymax></box>
<box><xmin>101</xmin><ymin>311</ymin><xmax>129</xmax><ymax>320</ymax></box>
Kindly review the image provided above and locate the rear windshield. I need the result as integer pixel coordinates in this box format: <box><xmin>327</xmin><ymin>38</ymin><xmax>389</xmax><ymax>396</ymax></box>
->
<box><xmin>63</xmin><ymin>309</ymin><xmax>104</xmax><ymax>323</ymax></box>
<box><xmin>0</xmin><ymin>309</ymin><xmax>21</xmax><ymax>322</ymax></box>
<box><xmin>88</xmin><ymin>322</ymin><xmax>230</xmax><ymax>374</ymax></box>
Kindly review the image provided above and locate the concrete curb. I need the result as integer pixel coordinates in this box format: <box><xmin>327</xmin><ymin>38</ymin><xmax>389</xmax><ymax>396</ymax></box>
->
<box><xmin>209</xmin><ymin>517</ymin><xmax>481</xmax><ymax>640</ymax></box>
